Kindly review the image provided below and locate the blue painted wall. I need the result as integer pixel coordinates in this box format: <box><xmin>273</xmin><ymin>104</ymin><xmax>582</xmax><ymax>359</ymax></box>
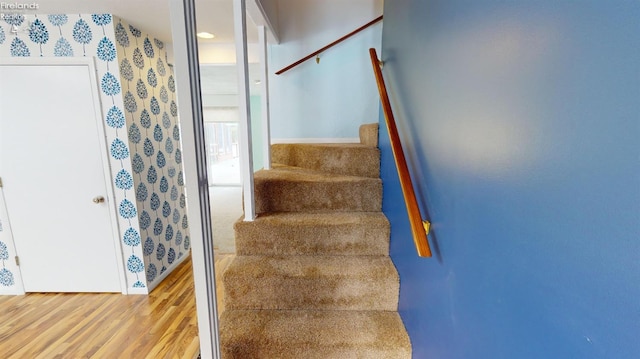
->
<box><xmin>380</xmin><ymin>1</ymin><xmax>640</xmax><ymax>358</ymax></box>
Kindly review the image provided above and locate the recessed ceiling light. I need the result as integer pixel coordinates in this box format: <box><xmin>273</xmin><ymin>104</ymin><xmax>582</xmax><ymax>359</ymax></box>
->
<box><xmin>254</xmin><ymin>80</ymin><xmax>262</xmax><ymax>85</ymax></box>
<box><xmin>197</xmin><ymin>32</ymin><xmax>215</xmax><ymax>39</ymax></box>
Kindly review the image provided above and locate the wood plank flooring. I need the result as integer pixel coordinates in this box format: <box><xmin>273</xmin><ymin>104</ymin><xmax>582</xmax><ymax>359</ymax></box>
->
<box><xmin>0</xmin><ymin>254</ymin><xmax>233</xmax><ymax>359</ymax></box>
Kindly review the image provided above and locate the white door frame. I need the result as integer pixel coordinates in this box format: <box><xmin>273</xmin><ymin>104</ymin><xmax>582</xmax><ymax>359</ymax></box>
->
<box><xmin>257</xmin><ymin>25</ymin><xmax>272</xmax><ymax>170</ymax></box>
<box><xmin>0</xmin><ymin>57</ymin><xmax>127</xmax><ymax>294</ymax></box>
<box><xmin>234</xmin><ymin>0</ymin><xmax>256</xmax><ymax>221</ymax></box>
<box><xmin>169</xmin><ymin>1</ymin><xmax>222</xmax><ymax>358</ymax></box>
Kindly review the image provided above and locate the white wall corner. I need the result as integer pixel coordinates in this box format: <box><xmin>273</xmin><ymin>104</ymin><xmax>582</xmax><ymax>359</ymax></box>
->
<box><xmin>247</xmin><ymin>0</ymin><xmax>280</xmax><ymax>44</ymax></box>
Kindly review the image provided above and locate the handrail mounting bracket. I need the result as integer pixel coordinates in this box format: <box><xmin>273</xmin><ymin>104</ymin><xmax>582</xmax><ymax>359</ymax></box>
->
<box><xmin>422</xmin><ymin>220</ymin><xmax>430</xmax><ymax>236</ymax></box>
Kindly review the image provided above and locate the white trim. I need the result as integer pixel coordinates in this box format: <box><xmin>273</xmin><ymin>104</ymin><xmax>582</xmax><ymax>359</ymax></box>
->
<box><xmin>272</xmin><ymin>137</ymin><xmax>360</xmax><ymax>144</ymax></box>
<box><xmin>169</xmin><ymin>0</ymin><xmax>221</xmax><ymax>358</ymax></box>
<box><xmin>85</xmin><ymin>57</ymin><xmax>129</xmax><ymax>295</ymax></box>
<box><xmin>235</xmin><ymin>0</ymin><xmax>256</xmax><ymax>222</ymax></box>
<box><xmin>126</xmin><ymin>286</ymin><xmax>150</xmax><ymax>295</ymax></box>
<box><xmin>258</xmin><ymin>25</ymin><xmax>272</xmax><ymax>170</ymax></box>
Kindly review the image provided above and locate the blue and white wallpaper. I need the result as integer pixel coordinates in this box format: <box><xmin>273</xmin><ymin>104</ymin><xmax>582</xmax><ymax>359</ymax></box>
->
<box><xmin>0</xmin><ymin>13</ymin><xmax>190</xmax><ymax>294</ymax></box>
<box><xmin>113</xmin><ymin>17</ymin><xmax>191</xmax><ymax>290</ymax></box>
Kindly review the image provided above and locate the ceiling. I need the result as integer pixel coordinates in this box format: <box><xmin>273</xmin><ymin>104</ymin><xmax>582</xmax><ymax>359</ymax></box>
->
<box><xmin>36</xmin><ymin>1</ymin><xmax>262</xmax><ymax>101</ymax></box>
<box><xmin>35</xmin><ymin>0</ymin><xmax>258</xmax><ymax>44</ymax></box>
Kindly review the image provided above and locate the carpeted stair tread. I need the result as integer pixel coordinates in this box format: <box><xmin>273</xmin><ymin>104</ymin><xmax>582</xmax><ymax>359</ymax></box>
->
<box><xmin>254</xmin><ymin>166</ymin><xmax>382</xmax><ymax>213</ymax></box>
<box><xmin>234</xmin><ymin>212</ymin><xmax>390</xmax><ymax>256</ymax></box>
<box><xmin>223</xmin><ymin>255</ymin><xmax>399</xmax><ymax>311</ymax></box>
<box><xmin>271</xmin><ymin>143</ymin><xmax>380</xmax><ymax>178</ymax></box>
<box><xmin>220</xmin><ymin>309</ymin><xmax>411</xmax><ymax>359</ymax></box>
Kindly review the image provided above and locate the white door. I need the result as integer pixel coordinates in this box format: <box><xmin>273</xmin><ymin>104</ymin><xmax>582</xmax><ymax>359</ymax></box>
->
<box><xmin>0</xmin><ymin>59</ymin><xmax>121</xmax><ymax>292</ymax></box>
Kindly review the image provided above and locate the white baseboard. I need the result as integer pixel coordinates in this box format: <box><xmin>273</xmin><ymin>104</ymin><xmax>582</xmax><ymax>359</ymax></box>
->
<box><xmin>127</xmin><ymin>286</ymin><xmax>150</xmax><ymax>295</ymax></box>
<box><xmin>0</xmin><ymin>287</ymin><xmax>25</xmax><ymax>296</ymax></box>
<box><xmin>271</xmin><ymin>137</ymin><xmax>360</xmax><ymax>144</ymax></box>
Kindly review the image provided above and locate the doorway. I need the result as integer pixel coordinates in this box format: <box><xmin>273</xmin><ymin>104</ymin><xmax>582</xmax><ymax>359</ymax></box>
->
<box><xmin>204</xmin><ymin>119</ymin><xmax>242</xmax><ymax>254</ymax></box>
<box><xmin>205</xmin><ymin>121</ymin><xmax>240</xmax><ymax>186</ymax></box>
<box><xmin>0</xmin><ymin>59</ymin><xmax>123</xmax><ymax>293</ymax></box>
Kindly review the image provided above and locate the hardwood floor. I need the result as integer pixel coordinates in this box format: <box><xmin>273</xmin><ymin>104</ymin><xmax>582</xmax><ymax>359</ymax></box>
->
<box><xmin>0</xmin><ymin>254</ymin><xmax>233</xmax><ymax>359</ymax></box>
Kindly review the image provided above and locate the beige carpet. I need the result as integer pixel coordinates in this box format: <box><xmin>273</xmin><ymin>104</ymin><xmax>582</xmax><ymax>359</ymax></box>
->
<box><xmin>210</xmin><ymin>186</ymin><xmax>243</xmax><ymax>254</ymax></box>
<box><xmin>234</xmin><ymin>212</ymin><xmax>390</xmax><ymax>256</ymax></box>
<box><xmin>220</xmin><ymin>310</ymin><xmax>410</xmax><ymax>359</ymax></box>
<box><xmin>219</xmin><ymin>124</ymin><xmax>411</xmax><ymax>358</ymax></box>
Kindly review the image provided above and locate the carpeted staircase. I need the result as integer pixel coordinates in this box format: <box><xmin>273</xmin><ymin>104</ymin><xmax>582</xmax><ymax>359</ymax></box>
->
<box><xmin>219</xmin><ymin>124</ymin><xmax>411</xmax><ymax>358</ymax></box>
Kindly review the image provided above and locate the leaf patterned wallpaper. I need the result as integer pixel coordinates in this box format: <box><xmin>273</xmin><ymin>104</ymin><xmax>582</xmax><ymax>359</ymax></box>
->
<box><xmin>113</xmin><ymin>17</ymin><xmax>191</xmax><ymax>290</ymax></box>
<box><xmin>0</xmin><ymin>14</ymin><xmax>190</xmax><ymax>295</ymax></box>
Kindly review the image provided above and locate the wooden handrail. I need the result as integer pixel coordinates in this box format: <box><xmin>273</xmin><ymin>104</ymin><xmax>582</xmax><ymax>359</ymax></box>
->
<box><xmin>275</xmin><ymin>15</ymin><xmax>383</xmax><ymax>75</ymax></box>
<box><xmin>369</xmin><ymin>48</ymin><xmax>432</xmax><ymax>258</ymax></box>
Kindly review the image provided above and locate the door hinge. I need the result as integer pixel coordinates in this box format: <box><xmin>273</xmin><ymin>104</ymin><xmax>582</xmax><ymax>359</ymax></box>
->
<box><xmin>0</xmin><ymin>177</ymin><xmax>3</xmax><ymax>188</ymax></box>
<box><xmin>15</xmin><ymin>256</ymin><xmax>19</xmax><ymax>266</ymax></box>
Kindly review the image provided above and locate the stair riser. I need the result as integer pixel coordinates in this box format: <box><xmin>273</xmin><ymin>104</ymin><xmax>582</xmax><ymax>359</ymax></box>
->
<box><xmin>222</xmin><ymin>345</ymin><xmax>409</xmax><ymax>359</ymax></box>
<box><xmin>359</xmin><ymin>123</ymin><xmax>379</xmax><ymax>147</ymax></box>
<box><xmin>224</xmin><ymin>276</ymin><xmax>398</xmax><ymax>311</ymax></box>
<box><xmin>234</xmin><ymin>216</ymin><xmax>390</xmax><ymax>256</ymax></box>
<box><xmin>223</xmin><ymin>256</ymin><xmax>399</xmax><ymax>311</ymax></box>
<box><xmin>272</xmin><ymin>144</ymin><xmax>380</xmax><ymax>178</ymax></box>
<box><xmin>220</xmin><ymin>309</ymin><xmax>411</xmax><ymax>359</ymax></box>
<box><xmin>255</xmin><ymin>179</ymin><xmax>382</xmax><ymax>213</ymax></box>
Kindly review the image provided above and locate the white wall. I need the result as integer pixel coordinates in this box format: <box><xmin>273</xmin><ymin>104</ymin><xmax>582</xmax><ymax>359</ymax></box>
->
<box><xmin>267</xmin><ymin>0</ymin><xmax>383</xmax><ymax>140</ymax></box>
<box><xmin>199</xmin><ymin>43</ymin><xmax>260</xmax><ymax>64</ymax></box>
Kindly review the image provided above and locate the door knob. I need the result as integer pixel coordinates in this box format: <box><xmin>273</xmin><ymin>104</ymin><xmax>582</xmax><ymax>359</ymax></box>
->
<box><xmin>93</xmin><ymin>196</ymin><xmax>105</xmax><ymax>204</ymax></box>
